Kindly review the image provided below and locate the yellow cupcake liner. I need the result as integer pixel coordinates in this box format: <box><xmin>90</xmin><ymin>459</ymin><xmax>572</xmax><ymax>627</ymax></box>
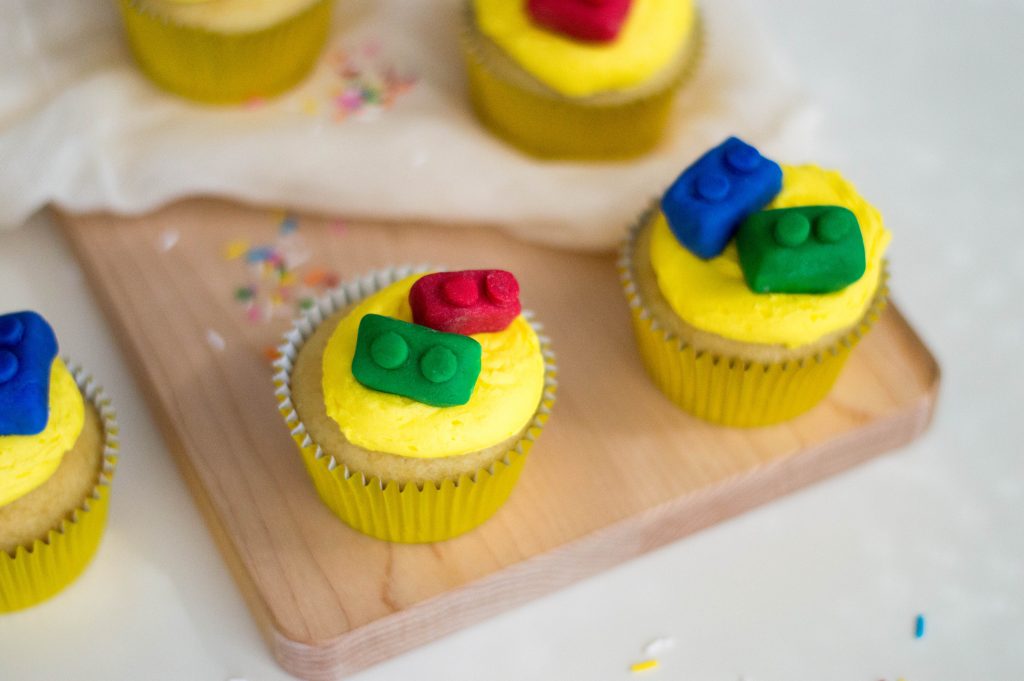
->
<box><xmin>273</xmin><ymin>266</ymin><xmax>558</xmax><ymax>543</ymax></box>
<box><xmin>460</xmin><ymin>5</ymin><xmax>704</xmax><ymax>160</ymax></box>
<box><xmin>1</xmin><ymin>362</ymin><xmax>119</xmax><ymax>613</ymax></box>
<box><xmin>117</xmin><ymin>0</ymin><xmax>332</xmax><ymax>103</ymax></box>
<box><xmin>619</xmin><ymin>211</ymin><xmax>889</xmax><ymax>427</ymax></box>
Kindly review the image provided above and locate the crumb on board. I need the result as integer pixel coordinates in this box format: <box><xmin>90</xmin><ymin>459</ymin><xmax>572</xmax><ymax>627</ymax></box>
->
<box><xmin>642</xmin><ymin>636</ymin><xmax>675</xmax><ymax>657</ymax></box>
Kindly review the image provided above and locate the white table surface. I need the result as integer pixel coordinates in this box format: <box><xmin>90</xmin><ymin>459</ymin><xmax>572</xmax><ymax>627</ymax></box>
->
<box><xmin>1</xmin><ymin>0</ymin><xmax>1022</xmax><ymax>679</ymax></box>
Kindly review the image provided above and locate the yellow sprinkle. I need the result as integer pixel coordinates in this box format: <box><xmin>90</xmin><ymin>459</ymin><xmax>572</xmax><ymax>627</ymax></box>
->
<box><xmin>302</xmin><ymin>98</ymin><xmax>318</xmax><ymax>115</ymax></box>
<box><xmin>280</xmin><ymin>272</ymin><xmax>296</xmax><ymax>286</ymax></box>
<box><xmin>630</xmin><ymin>659</ymin><xmax>659</xmax><ymax>673</ymax></box>
<box><xmin>223</xmin><ymin>239</ymin><xmax>249</xmax><ymax>260</ymax></box>
<box><xmin>270</xmin><ymin>293</ymin><xmax>284</xmax><ymax>307</ymax></box>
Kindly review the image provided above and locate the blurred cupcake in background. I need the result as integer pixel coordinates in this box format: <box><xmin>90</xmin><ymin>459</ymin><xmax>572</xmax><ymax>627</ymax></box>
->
<box><xmin>1</xmin><ymin>311</ymin><xmax>118</xmax><ymax>612</ymax></box>
<box><xmin>118</xmin><ymin>0</ymin><xmax>334</xmax><ymax>103</ymax></box>
<box><xmin>461</xmin><ymin>0</ymin><xmax>701</xmax><ymax>160</ymax></box>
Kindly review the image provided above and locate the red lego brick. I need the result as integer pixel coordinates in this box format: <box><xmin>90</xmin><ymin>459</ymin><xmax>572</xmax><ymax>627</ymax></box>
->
<box><xmin>527</xmin><ymin>0</ymin><xmax>633</xmax><ymax>43</ymax></box>
<box><xmin>409</xmin><ymin>270</ymin><xmax>521</xmax><ymax>335</ymax></box>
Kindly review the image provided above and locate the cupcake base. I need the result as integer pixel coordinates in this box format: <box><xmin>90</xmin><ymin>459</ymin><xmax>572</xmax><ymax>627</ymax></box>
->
<box><xmin>620</xmin><ymin>209</ymin><xmax>889</xmax><ymax>427</ymax></box>
<box><xmin>118</xmin><ymin>0</ymin><xmax>332</xmax><ymax>103</ymax></box>
<box><xmin>274</xmin><ymin>266</ymin><xmax>557</xmax><ymax>543</ymax></box>
<box><xmin>460</xmin><ymin>6</ymin><xmax>703</xmax><ymax>161</ymax></box>
<box><xmin>0</xmin><ymin>363</ymin><xmax>119</xmax><ymax>613</ymax></box>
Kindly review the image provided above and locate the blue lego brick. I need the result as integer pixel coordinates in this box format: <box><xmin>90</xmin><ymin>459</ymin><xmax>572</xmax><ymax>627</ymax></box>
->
<box><xmin>660</xmin><ymin>136</ymin><xmax>783</xmax><ymax>259</ymax></box>
<box><xmin>0</xmin><ymin>311</ymin><xmax>59</xmax><ymax>436</ymax></box>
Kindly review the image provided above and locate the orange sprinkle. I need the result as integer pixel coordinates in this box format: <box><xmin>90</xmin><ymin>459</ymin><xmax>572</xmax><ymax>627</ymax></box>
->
<box><xmin>303</xmin><ymin>267</ymin><xmax>328</xmax><ymax>287</ymax></box>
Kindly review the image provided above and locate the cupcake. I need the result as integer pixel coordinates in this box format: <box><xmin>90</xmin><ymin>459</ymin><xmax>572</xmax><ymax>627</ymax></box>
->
<box><xmin>0</xmin><ymin>312</ymin><xmax>118</xmax><ymax>612</ymax></box>
<box><xmin>118</xmin><ymin>0</ymin><xmax>333</xmax><ymax>103</ymax></box>
<box><xmin>274</xmin><ymin>267</ymin><xmax>557</xmax><ymax>543</ymax></box>
<box><xmin>462</xmin><ymin>0</ymin><xmax>701</xmax><ymax>160</ymax></box>
<box><xmin>620</xmin><ymin>137</ymin><xmax>891</xmax><ymax>426</ymax></box>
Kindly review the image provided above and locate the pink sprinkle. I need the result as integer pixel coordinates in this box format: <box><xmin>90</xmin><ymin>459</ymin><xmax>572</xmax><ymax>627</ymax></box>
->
<box><xmin>246</xmin><ymin>305</ymin><xmax>263</xmax><ymax>323</ymax></box>
<box><xmin>330</xmin><ymin>219</ymin><xmax>348</xmax><ymax>236</ymax></box>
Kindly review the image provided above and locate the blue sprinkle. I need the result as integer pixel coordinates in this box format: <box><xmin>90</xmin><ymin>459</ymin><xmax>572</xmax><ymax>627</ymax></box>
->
<box><xmin>280</xmin><ymin>216</ymin><xmax>299</xmax><ymax>234</ymax></box>
<box><xmin>914</xmin><ymin>614</ymin><xmax>925</xmax><ymax>639</ymax></box>
<box><xmin>245</xmin><ymin>247</ymin><xmax>273</xmax><ymax>263</ymax></box>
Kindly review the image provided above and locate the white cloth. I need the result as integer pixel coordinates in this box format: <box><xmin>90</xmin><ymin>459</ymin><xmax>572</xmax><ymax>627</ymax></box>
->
<box><xmin>0</xmin><ymin>0</ymin><xmax>820</xmax><ymax>251</ymax></box>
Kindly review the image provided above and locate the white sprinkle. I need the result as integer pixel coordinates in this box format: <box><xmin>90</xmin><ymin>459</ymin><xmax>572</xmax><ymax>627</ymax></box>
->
<box><xmin>205</xmin><ymin>328</ymin><xmax>226</xmax><ymax>352</ymax></box>
<box><xmin>157</xmin><ymin>228</ymin><xmax>180</xmax><ymax>252</ymax></box>
<box><xmin>643</xmin><ymin>636</ymin><xmax>676</xmax><ymax>657</ymax></box>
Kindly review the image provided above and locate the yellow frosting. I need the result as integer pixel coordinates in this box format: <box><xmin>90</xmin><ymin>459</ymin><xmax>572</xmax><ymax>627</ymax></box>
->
<box><xmin>473</xmin><ymin>0</ymin><xmax>695</xmax><ymax>97</ymax></box>
<box><xmin>650</xmin><ymin>165</ymin><xmax>892</xmax><ymax>348</ymax></box>
<box><xmin>322</xmin><ymin>275</ymin><xmax>546</xmax><ymax>458</ymax></box>
<box><xmin>0</xmin><ymin>359</ymin><xmax>85</xmax><ymax>508</ymax></box>
<box><xmin>135</xmin><ymin>0</ymin><xmax>322</xmax><ymax>32</ymax></box>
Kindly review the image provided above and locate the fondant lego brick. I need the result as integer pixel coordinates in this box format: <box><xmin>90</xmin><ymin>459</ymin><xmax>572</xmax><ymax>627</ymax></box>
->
<box><xmin>736</xmin><ymin>206</ymin><xmax>867</xmax><ymax>294</ymax></box>
<box><xmin>661</xmin><ymin>137</ymin><xmax>783</xmax><ymax>259</ymax></box>
<box><xmin>409</xmin><ymin>270</ymin><xmax>521</xmax><ymax>335</ymax></box>
<box><xmin>0</xmin><ymin>311</ymin><xmax>58</xmax><ymax>436</ymax></box>
<box><xmin>351</xmin><ymin>314</ymin><xmax>482</xmax><ymax>407</ymax></box>
<box><xmin>527</xmin><ymin>0</ymin><xmax>632</xmax><ymax>43</ymax></box>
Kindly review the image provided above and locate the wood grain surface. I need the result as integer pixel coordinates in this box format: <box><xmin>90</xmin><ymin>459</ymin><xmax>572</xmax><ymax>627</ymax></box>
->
<box><xmin>59</xmin><ymin>200</ymin><xmax>939</xmax><ymax>680</ymax></box>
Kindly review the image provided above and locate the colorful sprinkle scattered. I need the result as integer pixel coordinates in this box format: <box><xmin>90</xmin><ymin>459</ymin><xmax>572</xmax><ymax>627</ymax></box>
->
<box><xmin>914</xmin><ymin>614</ymin><xmax>925</xmax><ymax>639</ymax></box>
<box><xmin>241</xmin><ymin>39</ymin><xmax>417</xmax><ymax>122</ymax></box>
<box><xmin>629</xmin><ymin>659</ymin><xmax>659</xmax><ymax>673</ymax></box>
<box><xmin>225</xmin><ymin>211</ymin><xmax>342</xmax><ymax>325</ymax></box>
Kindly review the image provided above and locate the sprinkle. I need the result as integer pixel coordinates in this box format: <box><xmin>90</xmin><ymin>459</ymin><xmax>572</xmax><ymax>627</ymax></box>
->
<box><xmin>299</xmin><ymin>297</ymin><xmax>315</xmax><ymax>310</ymax></box>
<box><xmin>224</xmin><ymin>239</ymin><xmax>250</xmax><ymax>260</ymax></box>
<box><xmin>205</xmin><ymin>329</ymin><xmax>226</xmax><ymax>352</ymax></box>
<box><xmin>280</xmin><ymin>215</ymin><xmax>299</xmax><ymax>234</ymax></box>
<box><xmin>642</xmin><ymin>637</ymin><xmax>675</xmax><ymax>657</ymax></box>
<box><xmin>244</xmin><ymin>97</ymin><xmax>265</xmax><ymax>109</ymax></box>
<box><xmin>303</xmin><ymin>267</ymin><xmax>328</xmax><ymax>287</ymax></box>
<box><xmin>157</xmin><ymin>229</ymin><xmax>180</xmax><ymax>253</ymax></box>
<box><xmin>323</xmin><ymin>273</ymin><xmax>340</xmax><ymax>288</ymax></box>
<box><xmin>234</xmin><ymin>286</ymin><xmax>255</xmax><ymax>301</ymax></box>
<box><xmin>629</xmin><ymin>660</ymin><xmax>658</xmax><ymax>673</ymax></box>
<box><xmin>246</xmin><ymin>305</ymin><xmax>264</xmax><ymax>323</ymax></box>
<box><xmin>262</xmin><ymin>346</ymin><xmax>281</xmax><ymax>363</ymax></box>
<box><xmin>246</xmin><ymin>247</ymin><xmax>274</xmax><ymax>263</ymax></box>
<box><xmin>914</xmin><ymin>614</ymin><xmax>925</xmax><ymax>638</ymax></box>
<box><xmin>330</xmin><ymin>219</ymin><xmax>348</xmax><ymax>236</ymax></box>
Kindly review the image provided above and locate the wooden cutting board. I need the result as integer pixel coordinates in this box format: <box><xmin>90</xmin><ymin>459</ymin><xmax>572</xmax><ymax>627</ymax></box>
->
<box><xmin>59</xmin><ymin>200</ymin><xmax>939</xmax><ymax>681</ymax></box>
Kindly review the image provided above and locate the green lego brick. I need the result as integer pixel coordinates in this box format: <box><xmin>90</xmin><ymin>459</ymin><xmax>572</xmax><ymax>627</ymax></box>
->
<box><xmin>351</xmin><ymin>314</ymin><xmax>482</xmax><ymax>407</ymax></box>
<box><xmin>736</xmin><ymin>205</ymin><xmax>867</xmax><ymax>294</ymax></box>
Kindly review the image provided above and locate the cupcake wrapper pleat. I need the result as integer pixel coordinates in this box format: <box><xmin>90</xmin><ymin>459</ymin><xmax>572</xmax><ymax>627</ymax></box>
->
<box><xmin>0</xmin><ymin>363</ymin><xmax>119</xmax><ymax>612</ymax></box>
<box><xmin>118</xmin><ymin>0</ymin><xmax>332</xmax><ymax>103</ymax></box>
<box><xmin>273</xmin><ymin>266</ymin><xmax>557</xmax><ymax>543</ymax></box>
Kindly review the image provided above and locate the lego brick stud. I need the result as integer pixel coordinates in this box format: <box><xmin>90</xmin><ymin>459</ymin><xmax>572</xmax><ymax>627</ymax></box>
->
<box><xmin>352</xmin><ymin>314</ymin><xmax>482</xmax><ymax>407</ymax></box>
<box><xmin>527</xmin><ymin>0</ymin><xmax>633</xmax><ymax>43</ymax></box>
<box><xmin>410</xmin><ymin>270</ymin><xmax>522</xmax><ymax>335</ymax></box>
<box><xmin>661</xmin><ymin>137</ymin><xmax>783</xmax><ymax>260</ymax></box>
<box><xmin>0</xmin><ymin>311</ymin><xmax>59</xmax><ymax>436</ymax></box>
<box><xmin>0</xmin><ymin>351</ymin><xmax>17</xmax><ymax>383</ymax></box>
<box><xmin>737</xmin><ymin>206</ymin><xmax>867</xmax><ymax>294</ymax></box>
